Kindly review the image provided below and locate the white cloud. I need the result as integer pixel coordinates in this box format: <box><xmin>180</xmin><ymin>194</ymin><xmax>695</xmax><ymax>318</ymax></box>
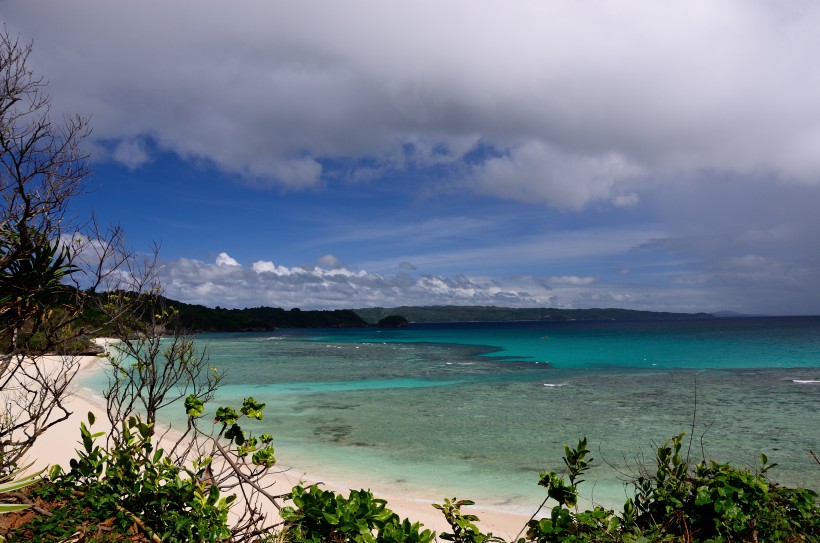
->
<box><xmin>158</xmin><ymin>254</ymin><xmax>722</xmax><ymax>313</ymax></box>
<box><xmin>548</xmin><ymin>276</ymin><xmax>596</xmax><ymax>286</ymax></box>
<box><xmin>252</xmin><ymin>260</ymin><xmax>294</xmax><ymax>275</ymax></box>
<box><xmin>215</xmin><ymin>252</ymin><xmax>241</xmax><ymax>267</ymax></box>
<box><xmin>317</xmin><ymin>254</ymin><xmax>341</xmax><ymax>269</ymax></box>
<box><xmin>6</xmin><ymin>1</ymin><xmax>820</xmax><ymax>205</ymax></box>
<box><xmin>471</xmin><ymin>141</ymin><xmax>642</xmax><ymax>209</ymax></box>
<box><xmin>112</xmin><ymin>138</ymin><xmax>151</xmax><ymax>170</ymax></box>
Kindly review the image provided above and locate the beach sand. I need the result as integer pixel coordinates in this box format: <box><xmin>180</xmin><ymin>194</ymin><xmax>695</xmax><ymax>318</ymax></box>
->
<box><xmin>23</xmin><ymin>341</ymin><xmax>532</xmax><ymax>539</ymax></box>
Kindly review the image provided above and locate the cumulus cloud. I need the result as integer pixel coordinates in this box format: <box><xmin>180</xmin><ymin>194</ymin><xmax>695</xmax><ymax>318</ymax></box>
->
<box><xmin>161</xmin><ymin>256</ymin><xmax>556</xmax><ymax>310</ymax></box>
<box><xmin>158</xmin><ymin>253</ymin><xmax>720</xmax><ymax>313</ymax></box>
<box><xmin>6</xmin><ymin>1</ymin><xmax>820</xmax><ymax>206</ymax></box>
<box><xmin>471</xmin><ymin>141</ymin><xmax>643</xmax><ymax>209</ymax></box>
<box><xmin>215</xmin><ymin>252</ymin><xmax>241</xmax><ymax>267</ymax></box>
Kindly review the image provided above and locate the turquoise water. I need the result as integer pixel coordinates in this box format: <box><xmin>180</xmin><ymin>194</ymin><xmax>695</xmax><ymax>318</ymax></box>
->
<box><xmin>84</xmin><ymin>317</ymin><xmax>820</xmax><ymax>515</ymax></box>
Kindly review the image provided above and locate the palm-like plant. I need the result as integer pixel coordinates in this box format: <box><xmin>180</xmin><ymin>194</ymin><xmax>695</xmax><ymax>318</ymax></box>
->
<box><xmin>0</xmin><ymin>469</ymin><xmax>40</xmax><ymax>513</ymax></box>
<box><xmin>0</xmin><ymin>227</ymin><xmax>77</xmax><ymax>327</ymax></box>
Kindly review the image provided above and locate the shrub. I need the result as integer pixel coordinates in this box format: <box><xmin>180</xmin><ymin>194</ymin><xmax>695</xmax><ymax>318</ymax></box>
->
<box><xmin>14</xmin><ymin>413</ymin><xmax>233</xmax><ymax>542</ymax></box>
<box><xmin>281</xmin><ymin>484</ymin><xmax>434</xmax><ymax>543</ymax></box>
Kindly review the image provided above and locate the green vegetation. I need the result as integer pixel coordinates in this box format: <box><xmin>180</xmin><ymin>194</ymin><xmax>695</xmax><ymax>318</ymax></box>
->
<box><xmin>68</xmin><ymin>293</ymin><xmax>370</xmax><ymax>334</ymax></box>
<box><xmin>519</xmin><ymin>434</ymin><xmax>819</xmax><ymax>542</ymax></box>
<box><xmin>25</xmin><ymin>414</ymin><xmax>234</xmax><ymax>542</ymax></box>
<box><xmin>377</xmin><ymin>315</ymin><xmax>410</xmax><ymax>328</ymax></box>
<box><xmin>5</xmin><ymin>428</ymin><xmax>818</xmax><ymax>541</ymax></box>
<box><xmin>282</xmin><ymin>486</ymin><xmax>434</xmax><ymax>543</ymax></box>
<box><xmin>73</xmin><ymin>300</ymin><xmax>715</xmax><ymax>335</ymax></box>
<box><xmin>168</xmin><ymin>300</ymin><xmax>368</xmax><ymax>330</ymax></box>
<box><xmin>354</xmin><ymin>306</ymin><xmax>715</xmax><ymax>324</ymax></box>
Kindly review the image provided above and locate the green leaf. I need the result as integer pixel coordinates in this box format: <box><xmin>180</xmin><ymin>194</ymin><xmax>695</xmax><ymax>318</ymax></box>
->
<box><xmin>184</xmin><ymin>394</ymin><xmax>205</xmax><ymax>417</ymax></box>
<box><xmin>214</xmin><ymin>406</ymin><xmax>239</xmax><ymax>425</ymax></box>
<box><xmin>241</xmin><ymin>397</ymin><xmax>266</xmax><ymax>420</ymax></box>
<box><xmin>225</xmin><ymin>423</ymin><xmax>245</xmax><ymax>445</ymax></box>
<box><xmin>0</xmin><ymin>503</ymin><xmax>32</xmax><ymax>513</ymax></box>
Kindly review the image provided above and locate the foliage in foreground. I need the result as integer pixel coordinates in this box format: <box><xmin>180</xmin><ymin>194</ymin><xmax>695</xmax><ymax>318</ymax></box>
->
<box><xmin>18</xmin><ymin>414</ymin><xmax>232</xmax><ymax>542</ymax></box>
<box><xmin>6</xmin><ymin>392</ymin><xmax>277</xmax><ymax>542</ymax></box>
<box><xmin>281</xmin><ymin>484</ymin><xmax>434</xmax><ymax>543</ymax></box>
<box><xmin>519</xmin><ymin>434</ymin><xmax>818</xmax><ymax>543</ymax></box>
<box><xmin>3</xmin><ymin>431</ymin><xmax>818</xmax><ymax>542</ymax></box>
<box><xmin>278</xmin><ymin>432</ymin><xmax>818</xmax><ymax>543</ymax></box>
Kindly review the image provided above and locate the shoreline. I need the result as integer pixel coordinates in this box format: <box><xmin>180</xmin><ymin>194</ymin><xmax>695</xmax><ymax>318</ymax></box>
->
<box><xmin>25</xmin><ymin>341</ymin><xmax>533</xmax><ymax>538</ymax></box>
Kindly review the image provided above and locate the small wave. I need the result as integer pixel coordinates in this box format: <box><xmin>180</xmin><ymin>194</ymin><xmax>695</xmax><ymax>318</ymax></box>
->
<box><xmin>791</xmin><ymin>379</ymin><xmax>820</xmax><ymax>384</ymax></box>
<box><xmin>543</xmin><ymin>383</ymin><xmax>568</xmax><ymax>388</ymax></box>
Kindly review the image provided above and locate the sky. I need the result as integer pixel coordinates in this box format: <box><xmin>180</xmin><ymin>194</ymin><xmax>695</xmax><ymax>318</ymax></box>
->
<box><xmin>5</xmin><ymin>1</ymin><xmax>820</xmax><ymax>315</ymax></box>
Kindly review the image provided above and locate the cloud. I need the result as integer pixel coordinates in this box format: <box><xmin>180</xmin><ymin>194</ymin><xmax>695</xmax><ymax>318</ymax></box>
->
<box><xmin>6</xmin><ymin>1</ymin><xmax>820</xmax><ymax>206</ymax></box>
<box><xmin>470</xmin><ymin>141</ymin><xmax>642</xmax><ymax>209</ymax></box>
<box><xmin>252</xmin><ymin>260</ymin><xmax>292</xmax><ymax>275</ymax></box>
<box><xmin>634</xmin><ymin>176</ymin><xmax>820</xmax><ymax>314</ymax></box>
<box><xmin>159</xmin><ymin>253</ymin><xmax>716</xmax><ymax>313</ymax></box>
<box><xmin>8</xmin><ymin>1</ymin><xmax>820</xmax><ymax>315</ymax></box>
<box><xmin>112</xmin><ymin>138</ymin><xmax>151</xmax><ymax>170</ymax></box>
<box><xmin>215</xmin><ymin>252</ymin><xmax>241</xmax><ymax>267</ymax></box>
<box><xmin>161</xmin><ymin>255</ymin><xmax>551</xmax><ymax>309</ymax></box>
<box><xmin>548</xmin><ymin>276</ymin><xmax>596</xmax><ymax>286</ymax></box>
<box><xmin>316</xmin><ymin>254</ymin><xmax>341</xmax><ymax>269</ymax></box>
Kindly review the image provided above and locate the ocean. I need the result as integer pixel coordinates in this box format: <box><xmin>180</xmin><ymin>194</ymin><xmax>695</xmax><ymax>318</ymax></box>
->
<box><xmin>83</xmin><ymin>316</ymin><xmax>820</xmax><ymax>515</ymax></box>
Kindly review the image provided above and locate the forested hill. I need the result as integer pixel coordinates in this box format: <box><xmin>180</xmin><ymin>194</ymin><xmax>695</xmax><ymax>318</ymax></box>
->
<box><xmin>108</xmin><ymin>298</ymin><xmax>714</xmax><ymax>332</ymax></box>
<box><xmin>353</xmin><ymin>305</ymin><xmax>715</xmax><ymax>324</ymax></box>
<box><xmin>164</xmin><ymin>299</ymin><xmax>368</xmax><ymax>331</ymax></box>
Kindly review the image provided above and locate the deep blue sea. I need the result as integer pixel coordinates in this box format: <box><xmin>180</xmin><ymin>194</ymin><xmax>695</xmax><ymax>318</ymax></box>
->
<box><xmin>84</xmin><ymin>316</ymin><xmax>820</xmax><ymax>514</ymax></box>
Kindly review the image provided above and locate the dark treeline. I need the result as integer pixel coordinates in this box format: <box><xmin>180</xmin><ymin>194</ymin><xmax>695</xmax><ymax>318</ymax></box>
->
<box><xmin>71</xmin><ymin>292</ymin><xmax>368</xmax><ymax>335</ymax></box>
<box><xmin>166</xmin><ymin>299</ymin><xmax>368</xmax><ymax>331</ymax></box>
<box><xmin>76</xmin><ymin>294</ymin><xmax>715</xmax><ymax>334</ymax></box>
<box><xmin>163</xmin><ymin>302</ymin><xmax>715</xmax><ymax>330</ymax></box>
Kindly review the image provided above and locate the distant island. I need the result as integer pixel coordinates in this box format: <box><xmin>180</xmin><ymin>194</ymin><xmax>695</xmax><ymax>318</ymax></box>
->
<box><xmin>139</xmin><ymin>299</ymin><xmax>715</xmax><ymax>332</ymax></box>
<box><xmin>354</xmin><ymin>305</ymin><xmax>715</xmax><ymax>324</ymax></box>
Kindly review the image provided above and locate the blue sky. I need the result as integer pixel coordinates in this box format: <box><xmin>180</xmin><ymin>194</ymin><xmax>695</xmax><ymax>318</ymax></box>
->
<box><xmin>6</xmin><ymin>1</ymin><xmax>820</xmax><ymax>314</ymax></box>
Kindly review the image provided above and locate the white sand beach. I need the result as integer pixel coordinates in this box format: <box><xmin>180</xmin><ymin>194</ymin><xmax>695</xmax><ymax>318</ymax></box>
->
<box><xmin>23</xmin><ymin>340</ymin><xmax>532</xmax><ymax>539</ymax></box>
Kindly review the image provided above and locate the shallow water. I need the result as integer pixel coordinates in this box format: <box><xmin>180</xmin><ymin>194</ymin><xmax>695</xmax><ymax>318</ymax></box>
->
<box><xmin>83</xmin><ymin>317</ymin><xmax>820</xmax><ymax>514</ymax></box>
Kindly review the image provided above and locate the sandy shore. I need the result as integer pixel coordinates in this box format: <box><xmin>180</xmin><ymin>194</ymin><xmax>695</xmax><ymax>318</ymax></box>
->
<box><xmin>23</xmin><ymin>340</ymin><xmax>532</xmax><ymax>539</ymax></box>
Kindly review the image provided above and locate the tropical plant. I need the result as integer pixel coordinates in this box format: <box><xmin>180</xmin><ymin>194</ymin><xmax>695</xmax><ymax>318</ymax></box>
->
<box><xmin>433</xmin><ymin>498</ymin><xmax>503</xmax><ymax>543</ymax></box>
<box><xmin>623</xmin><ymin>433</ymin><xmax>820</xmax><ymax>542</ymax></box>
<box><xmin>281</xmin><ymin>484</ymin><xmax>434</xmax><ymax>543</ymax></box>
<box><xmin>0</xmin><ymin>469</ymin><xmax>39</xmax><ymax>516</ymax></box>
<box><xmin>521</xmin><ymin>433</ymin><xmax>819</xmax><ymax>543</ymax></box>
<box><xmin>524</xmin><ymin>438</ymin><xmax>620</xmax><ymax>543</ymax></box>
<box><xmin>12</xmin><ymin>412</ymin><xmax>233</xmax><ymax>542</ymax></box>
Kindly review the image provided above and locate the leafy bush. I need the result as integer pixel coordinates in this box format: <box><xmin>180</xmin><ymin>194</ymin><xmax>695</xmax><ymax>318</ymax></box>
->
<box><xmin>281</xmin><ymin>484</ymin><xmax>434</xmax><ymax>543</ymax></box>
<box><xmin>525</xmin><ymin>438</ymin><xmax>621</xmax><ymax>543</ymax></box>
<box><xmin>14</xmin><ymin>412</ymin><xmax>234</xmax><ymax>542</ymax></box>
<box><xmin>524</xmin><ymin>433</ymin><xmax>819</xmax><ymax>543</ymax></box>
<box><xmin>624</xmin><ymin>433</ymin><xmax>819</xmax><ymax>542</ymax></box>
<box><xmin>433</xmin><ymin>498</ymin><xmax>505</xmax><ymax>543</ymax></box>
